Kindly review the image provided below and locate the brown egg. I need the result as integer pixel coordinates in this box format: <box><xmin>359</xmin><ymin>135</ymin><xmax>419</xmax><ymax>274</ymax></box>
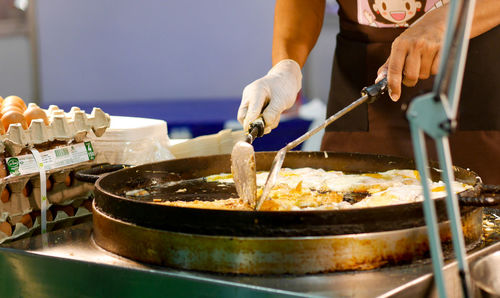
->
<box><xmin>0</xmin><ymin>221</ymin><xmax>12</xmax><ymax>237</ymax></box>
<box><xmin>22</xmin><ymin>181</ymin><xmax>33</xmax><ymax>197</ymax></box>
<box><xmin>20</xmin><ymin>213</ymin><xmax>33</xmax><ymax>228</ymax></box>
<box><xmin>53</xmin><ymin>205</ymin><xmax>75</xmax><ymax>217</ymax></box>
<box><xmin>30</xmin><ymin>210</ymin><xmax>53</xmax><ymax>222</ymax></box>
<box><xmin>0</xmin><ymin>161</ymin><xmax>7</xmax><ymax>178</ymax></box>
<box><xmin>24</xmin><ymin>106</ymin><xmax>49</xmax><ymax>126</ymax></box>
<box><xmin>1</xmin><ymin>105</ymin><xmax>23</xmax><ymax>115</ymax></box>
<box><xmin>46</xmin><ymin>177</ymin><xmax>53</xmax><ymax>191</ymax></box>
<box><xmin>1</xmin><ymin>187</ymin><xmax>10</xmax><ymax>203</ymax></box>
<box><xmin>1</xmin><ymin>110</ymin><xmax>27</xmax><ymax>132</ymax></box>
<box><xmin>0</xmin><ymin>119</ymin><xmax>5</xmax><ymax>135</ymax></box>
<box><xmin>3</xmin><ymin>96</ymin><xmax>27</xmax><ymax>111</ymax></box>
<box><xmin>64</xmin><ymin>174</ymin><xmax>73</xmax><ymax>187</ymax></box>
<box><xmin>82</xmin><ymin>199</ymin><xmax>93</xmax><ymax>211</ymax></box>
<box><xmin>0</xmin><ymin>106</ymin><xmax>23</xmax><ymax>119</ymax></box>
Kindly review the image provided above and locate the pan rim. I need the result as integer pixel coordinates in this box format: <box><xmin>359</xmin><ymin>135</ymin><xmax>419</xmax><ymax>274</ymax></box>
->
<box><xmin>94</xmin><ymin>151</ymin><xmax>481</xmax><ymax>215</ymax></box>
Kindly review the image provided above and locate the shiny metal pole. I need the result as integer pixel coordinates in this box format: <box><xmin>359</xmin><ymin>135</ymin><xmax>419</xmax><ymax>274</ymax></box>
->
<box><xmin>406</xmin><ymin>0</ymin><xmax>476</xmax><ymax>296</ymax></box>
<box><xmin>27</xmin><ymin>0</ymin><xmax>41</xmax><ymax>104</ymax></box>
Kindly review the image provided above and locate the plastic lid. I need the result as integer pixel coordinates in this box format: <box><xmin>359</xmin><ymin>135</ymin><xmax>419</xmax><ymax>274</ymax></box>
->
<box><xmin>95</xmin><ymin>116</ymin><xmax>168</xmax><ymax>141</ymax></box>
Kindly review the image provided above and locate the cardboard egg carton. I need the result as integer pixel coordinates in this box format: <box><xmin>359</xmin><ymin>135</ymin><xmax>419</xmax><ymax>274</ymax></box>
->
<box><xmin>0</xmin><ymin>104</ymin><xmax>110</xmax><ymax>240</ymax></box>
<box><xmin>0</xmin><ymin>162</ymin><xmax>94</xmax><ymax>220</ymax></box>
<box><xmin>0</xmin><ymin>193</ymin><xmax>94</xmax><ymax>244</ymax></box>
<box><xmin>0</xmin><ymin>161</ymin><xmax>97</xmax><ymax>242</ymax></box>
<box><xmin>0</xmin><ymin>105</ymin><xmax>110</xmax><ymax>156</ymax></box>
<box><xmin>0</xmin><ymin>160</ymin><xmax>97</xmax><ymax>241</ymax></box>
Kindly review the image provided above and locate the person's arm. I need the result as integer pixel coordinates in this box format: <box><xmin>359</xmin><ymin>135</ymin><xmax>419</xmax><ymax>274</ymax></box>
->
<box><xmin>379</xmin><ymin>0</ymin><xmax>500</xmax><ymax>101</ymax></box>
<box><xmin>469</xmin><ymin>0</ymin><xmax>500</xmax><ymax>37</ymax></box>
<box><xmin>237</xmin><ymin>0</ymin><xmax>325</xmax><ymax>133</ymax></box>
<box><xmin>272</xmin><ymin>0</ymin><xmax>325</xmax><ymax>67</ymax></box>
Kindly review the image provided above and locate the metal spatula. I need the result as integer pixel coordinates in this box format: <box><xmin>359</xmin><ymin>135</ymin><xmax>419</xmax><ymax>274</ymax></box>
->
<box><xmin>254</xmin><ymin>78</ymin><xmax>388</xmax><ymax>210</ymax></box>
<box><xmin>231</xmin><ymin>117</ymin><xmax>264</xmax><ymax>207</ymax></box>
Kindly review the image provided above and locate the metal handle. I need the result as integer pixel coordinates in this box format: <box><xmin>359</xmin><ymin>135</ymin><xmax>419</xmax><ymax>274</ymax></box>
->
<box><xmin>483</xmin><ymin>184</ymin><xmax>500</xmax><ymax>193</ymax></box>
<box><xmin>459</xmin><ymin>184</ymin><xmax>500</xmax><ymax>206</ymax></box>
<box><xmin>246</xmin><ymin>117</ymin><xmax>265</xmax><ymax>144</ymax></box>
<box><xmin>361</xmin><ymin>78</ymin><xmax>388</xmax><ymax>103</ymax></box>
<box><xmin>459</xmin><ymin>196</ymin><xmax>500</xmax><ymax>206</ymax></box>
<box><xmin>282</xmin><ymin>78</ymin><xmax>387</xmax><ymax>153</ymax></box>
<box><xmin>75</xmin><ymin>164</ymin><xmax>130</xmax><ymax>183</ymax></box>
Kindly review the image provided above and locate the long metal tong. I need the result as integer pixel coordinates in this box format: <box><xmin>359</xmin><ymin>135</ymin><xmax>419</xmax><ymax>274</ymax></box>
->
<box><xmin>255</xmin><ymin>78</ymin><xmax>388</xmax><ymax>210</ymax></box>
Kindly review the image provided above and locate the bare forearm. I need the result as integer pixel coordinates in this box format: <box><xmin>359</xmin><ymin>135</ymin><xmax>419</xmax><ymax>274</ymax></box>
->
<box><xmin>470</xmin><ymin>0</ymin><xmax>500</xmax><ymax>37</ymax></box>
<box><xmin>421</xmin><ymin>0</ymin><xmax>500</xmax><ymax>37</ymax></box>
<box><xmin>272</xmin><ymin>0</ymin><xmax>325</xmax><ymax>67</ymax></box>
<box><xmin>380</xmin><ymin>0</ymin><xmax>500</xmax><ymax>101</ymax></box>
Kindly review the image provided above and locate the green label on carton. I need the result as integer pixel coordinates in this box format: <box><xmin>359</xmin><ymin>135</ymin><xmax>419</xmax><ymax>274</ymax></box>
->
<box><xmin>6</xmin><ymin>157</ymin><xmax>20</xmax><ymax>175</ymax></box>
<box><xmin>84</xmin><ymin>141</ymin><xmax>95</xmax><ymax>160</ymax></box>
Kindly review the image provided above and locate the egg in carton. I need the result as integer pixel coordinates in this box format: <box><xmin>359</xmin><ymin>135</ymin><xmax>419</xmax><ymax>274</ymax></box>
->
<box><xmin>0</xmin><ymin>160</ymin><xmax>94</xmax><ymax>219</ymax></box>
<box><xmin>0</xmin><ymin>96</ymin><xmax>110</xmax><ymax>240</ymax></box>
<box><xmin>0</xmin><ymin>212</ymin><xmax>12</xmax><ymax>238</ymax></box>
<box><xmin>0</xmin><ymin>177</ymin><xmax>31</xmax><ymax>227</ymax></box>
<box><xmin>0</xmin><ymin>193</ymin><xmax>95</xmax><ymax>243</ymax></box>
<box><xmin>28</xmin><ymin>165</ymin><xmax>94</xmax><ymax>208</ymax></box>
<box><xmin>0</xmin><ymin>103</ymin><xmax>109</xmax><ymax>227</ymax></box>
<box><xmin>0</xmin><ymin>104</ymin><xmax>110</xmax><ymax>156</ymax></box>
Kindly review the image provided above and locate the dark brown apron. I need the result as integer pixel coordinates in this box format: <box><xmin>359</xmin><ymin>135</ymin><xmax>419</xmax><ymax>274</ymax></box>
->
<box><xmin>322</xmin><ymin>2</ymin><xmax>500</xmax><ymax>184</ymax></box>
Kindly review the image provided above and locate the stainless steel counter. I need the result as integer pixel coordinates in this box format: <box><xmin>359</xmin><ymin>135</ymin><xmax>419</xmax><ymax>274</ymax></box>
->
<box><xmin>1</xmin><ymin>218</ymin><xmax>499</xmax><ymax>297</ymax></box>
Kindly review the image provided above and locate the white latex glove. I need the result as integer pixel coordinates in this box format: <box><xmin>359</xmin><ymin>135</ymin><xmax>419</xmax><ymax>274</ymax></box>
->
<box><xmin>237</xmin><ymin>59</ymin><xmax>302</xmax><ymax>134</ymax></box>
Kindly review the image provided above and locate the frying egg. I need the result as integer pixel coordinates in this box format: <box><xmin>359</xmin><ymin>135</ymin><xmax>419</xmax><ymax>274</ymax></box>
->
<box><xmin>1</xmin><ymin>110</ymin><xmax>28</xmax><ymax>131</ymax></box>
<box><xmin>3</xmin><ymin>95</ymin><xmax>27</xmax><ymax>111</ymax></box>
<box><xmin>204</xmin><ymin>168</ymin><xmax>473</xmax><ymax>211</ymax></box>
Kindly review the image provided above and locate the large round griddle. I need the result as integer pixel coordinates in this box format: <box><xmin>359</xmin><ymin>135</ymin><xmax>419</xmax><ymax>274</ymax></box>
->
<box><xmin>92</xmin><ymin>204</ymin><xmax>483</xmax><ymax>274</ymax></box>
<box><xmin>93</xmin><ymin>151</ymin><xmax>481</xmax><ymax>237</ymax></box>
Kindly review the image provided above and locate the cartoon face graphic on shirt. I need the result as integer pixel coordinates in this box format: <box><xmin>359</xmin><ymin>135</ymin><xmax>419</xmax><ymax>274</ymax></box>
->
<box><xmin>369</xmin><ymin>0</ymin><xmax>423</xmax><ymax>26</ymax></box>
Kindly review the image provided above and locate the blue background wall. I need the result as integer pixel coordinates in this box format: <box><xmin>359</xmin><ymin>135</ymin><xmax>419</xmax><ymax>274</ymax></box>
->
<box><xmin>36</xmin><ymin>0</ymin><xmax>275</xmax><ymax>104</ymax></box>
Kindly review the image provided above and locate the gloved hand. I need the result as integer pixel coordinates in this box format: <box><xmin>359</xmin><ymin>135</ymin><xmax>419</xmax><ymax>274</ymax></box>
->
<box><xmin>237</xmin><ymin>59</ymin><xmax>302</xmax><ymax>134</ymax></box>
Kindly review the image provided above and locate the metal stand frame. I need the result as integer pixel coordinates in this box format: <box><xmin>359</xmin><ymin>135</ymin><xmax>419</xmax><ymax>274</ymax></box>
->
<box><xmin>406</xmin><ymin>0</ymin><xmax>476</xmax><ymax>297</ymax></box>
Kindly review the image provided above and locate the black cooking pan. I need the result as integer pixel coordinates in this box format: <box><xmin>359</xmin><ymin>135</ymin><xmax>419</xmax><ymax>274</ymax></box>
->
<box><xmin>89</xmin><ymin>151</ymin><xmax>498</xmax><ymax>237</ymax></box>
